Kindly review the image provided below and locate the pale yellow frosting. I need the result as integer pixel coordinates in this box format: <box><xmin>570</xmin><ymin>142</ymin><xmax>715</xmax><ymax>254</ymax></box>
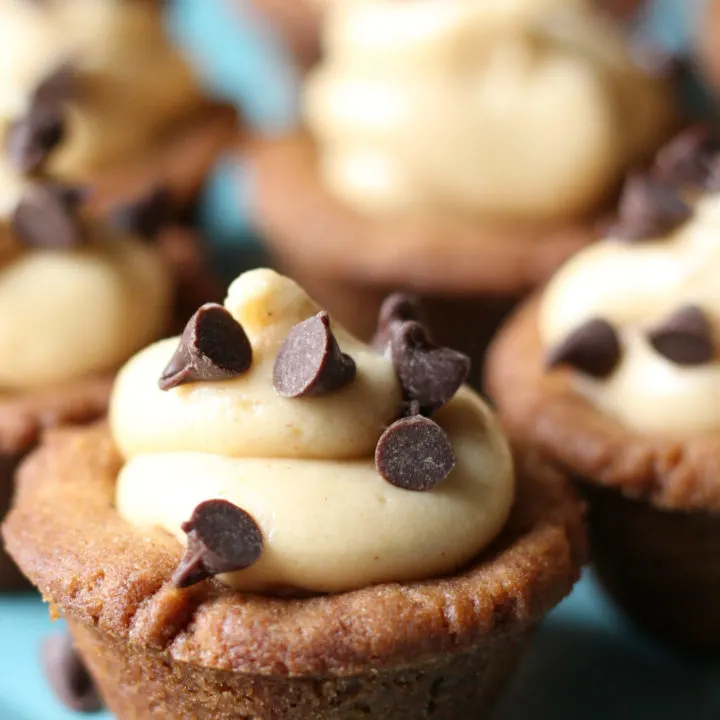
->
<box><xmin>304</xmin><ymin>0</ymin><xmax>672</xmax><ymax>221</ymax></box>
<box><xmin>0</xmin><ymin>0</ymin><xmax>203</xmax><ymax>177</ymax></box>
<box><xmin>111</xmin><ymin>269</ymin><xmax>515</xmax><ymax>594</ymax></box>
<box><xmin>540</xmin><ymin>193</ymin><xmax>720</xmax><ymax>434</ymax></box>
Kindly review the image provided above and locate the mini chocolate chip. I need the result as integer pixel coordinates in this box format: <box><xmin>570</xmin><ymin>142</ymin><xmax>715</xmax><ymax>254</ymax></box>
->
<box><xmin>172</xmin><ymin>499</ymin><xmax>264</xmax><ymax>588</ymax></box>
<box><xmin>390</xmin><ymin>320</ymin><xmax>470</xmax><ymax>414</ymax></box>
<box><xmin>111</xmin><ymin>186</ymin><xmax>174</xmax><ymax>240</ymax></box>
<box><xmin>6</xmin><ymin>103</ymin><xmax>65</xmax><ymax>173</ymax></box>
<box><xmin>11</xmin><ymin>181</ymin><xmax>85</xmax><ymax>248</ymax></box>
<box><xmin>375</xmin><ymin>414</ymin><xmax>456</xmax><ymax>492</ymax></box>
<box><xmin>546</xmin><ymin>318</ymin><xmax>622</xmax><ymax>378</ymax></box>
<box><xmin>371</xmin><ymin>293</ymin><xmax>421</xmax><ymax>352</ymax></box>
<box><xmin>159</xmin><ymin>304</ymin><xmax>253</xmax><ymax>390</ymax></box>
<box><xmin>41</xmin><ymin>634</ymin><xmax>103</xmax><ymax>713</ymax></box>
<box><xmin>273</xmin><ymin>311</ymin><xmax>356</xmax><ymax>397</ymax></box>
<box><xmin>609</xmin><ymin>175</ymin><xmax>692</xmax><ymax>242</ymax></box>
<box><xmin>5</xmin><ymin>62</ymin><xmax>75</xmax><ymax>173</ymax></box>
<box><xmin>647</xmin><ymin>304</ymin><xmax>714</xmax><ymax>366</ymax></box>
<box><xmin>653</xmin><ymin>126</ymin><xmax>719</xmax><ymax>189</ymax></box>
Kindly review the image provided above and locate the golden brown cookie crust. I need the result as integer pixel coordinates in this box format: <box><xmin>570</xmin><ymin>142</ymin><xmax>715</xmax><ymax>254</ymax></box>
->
<box><xmin>247</xmin><ymin>132</ymin><xmax>597</xmax><ymax>299</ymax></box>
<box><xmin>3</xmin><ymin>423</ymin><xmax>585</xmax><ymax>676</ymax></box>
<box><xmin>486</xmin><ymin>296</ymin><xmax>720</xmax><ymax>512</ymax></box>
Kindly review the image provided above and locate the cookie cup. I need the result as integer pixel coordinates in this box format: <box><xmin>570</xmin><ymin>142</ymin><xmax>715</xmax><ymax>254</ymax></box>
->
<box><xmin>486</xmin><ymin>296</ymin><xmax>720</xmax><ymax>649</ymax></box>
<box><xmin>0</xmin><ymin>226</ymin><xmax>219</xmax><ymax>591</ymax></box>
<box><xmin>247</xmin><ymin>132</ymin><xmax>597</xmax><ymax>385</ymax></box>
<box><xmin>3</xmin><ymin>423</ymin><xmax>585</xmax><ymax>719</ymax></box>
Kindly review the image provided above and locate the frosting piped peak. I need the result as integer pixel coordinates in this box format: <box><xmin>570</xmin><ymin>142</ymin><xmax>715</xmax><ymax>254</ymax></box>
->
<box><xmin>112</xmin><ymin>269</ymin><xmax>515</xmax><ymax>594</ymax></box>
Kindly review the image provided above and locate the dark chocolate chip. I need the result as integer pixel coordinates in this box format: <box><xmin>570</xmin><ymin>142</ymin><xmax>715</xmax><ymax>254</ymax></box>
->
<box><xmin>41</xmin><ymin>634</ymin><xmax>103</xmax><ymax>713</ymax></box>
<box><xmin>172</xmin><ymin>499</ymin><xmax>264</xmax><ymax>588</ymax></box>
<box><xmin>110</xmin><ymin>187</ymin><xmax>174</xmax><ymax>240</ymax></box>
<box><xmin>371</xmin><ymin>293</ymin><xmax>421</xmax><ymax>352</ymax></box>
<box><xmin>273</xmin><ymin>311</ymin><xmax>356</xmax><ymax>397</ymax></box>
<box><xmin>375</xmin><ymin>414</ymin><xmax>456</xmax><ymax>492</ymax></box>
<box><xmin>546</xmin><ymin>318</ymin><xmax>622</xmax><ymax>378</ymax></box>
<box><xmin>609</xmin><ymin>175</ymin><xmax>692</xmax><ymax>242</ymax></box>
<box><xmin>5</xmin><ymin>62</ymin><xmax>75</xmax><ymax>173</ymax></box>
<box><xmin>647</xmin><ymin>304</ymin><xmax>714</xmax><ymax>366</ymax></box>
<box><xmin>11</xmin><ymin>181</ymin><xmax>85</xmax><ymax>248</ymax></box>
<box><xmin>653</xmin><ymin>126</ymin><xmax>719</xmax><ymax>189</ymax></box>
<box><xmin>390</xmin><ymin>320</ymin><xmax>469</xmax><ymax>414</ymax></box>
<box><xmin>6</xmin><ymin>102</ymin><xmax>65</xmax><ymax>174</ymax></box>
<box><xmin>159</xmin><ymin>304</ymin><xmax>253</xmax><ymax>390</ymax></box>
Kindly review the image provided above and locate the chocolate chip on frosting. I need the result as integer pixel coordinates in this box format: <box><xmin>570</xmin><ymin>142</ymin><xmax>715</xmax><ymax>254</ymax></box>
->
<box><xmin>647</xmin><ymin>304</ymin><xmax>714</xmax><ymax>366</ymax></box>
<box><xmin>273</xmin><ymin>311</ymin><xmax>356</xmax><ymax>397</ymax></box>
<box><xmin>375</xmin><ymin>414</ymin><xmax>456</xmax><ymax>492</ymax></box>
<box><xmin>653</xmin><ymin>126</ymin><xmax>719</xmax><ymax>189</ymax></box>
<box><xmin>6</xmin><ymin>62</ymin><xmax>75</xmax><ymax>173</ymax></box>
<box><xmin>11</xmin><ymin>181</ymin><xmax>85</xmax><ymax>248</ymax></box>
<box><xmin>159</xmin><ymin>304</ymin><xmax>253</xmax><ymax>390</ymax></box>
<box><xmin>110</xmin><ymin>187</ymin><xmax>174</xmax><ymax>240</ymax></box>
<box><xmin>172</xmin><ymin>499</ymin><xmax>264</xmax><ymax>588</ymax></box>
<box><xmin>610</xmin><ymin>174</ymin><xmax>692</xmax><ymax>242</ymax></box>
<box><xmin>371</xmin><ymin>292</ymin><xmax>421</xmax><ymax>352</ymax></box>
<box><xmin>390</xmin><ymin>320</ymin><xmax>470</xmax><ymax>414</ymax></box>
<box><xmin>41</xmin><ymin>634</ymin><xmax>103</xmax><ymax>714</ymax></box>
<box><xmin>546</xmin><ymin>318</ymin><xmax>622</xmax><ymax>378</ymax></box>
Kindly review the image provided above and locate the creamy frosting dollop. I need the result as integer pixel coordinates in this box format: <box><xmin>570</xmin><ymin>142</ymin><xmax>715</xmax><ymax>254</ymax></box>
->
<box><xmin>540</xmin><ymin>192</ymin><xmax>720</xmax><ymax>435</ymax></box>
<box><xmin>304</xmin><ymin>0</ymin><xmax>673</xmax><ymax>221</ymax></box>
<box><xmin>0</xmin><ymin>159</ymin><xmax>172</xmax><ymax>389</ymax></box>
<box><xmin>111</xmin><ymin>269</ymin><xmax>515</xmax><ymax>594</ymax></box>
<box><xmin>0</xmin><ymin>0</ymin><xmax>203</xmax><ymax>177</ymax></box>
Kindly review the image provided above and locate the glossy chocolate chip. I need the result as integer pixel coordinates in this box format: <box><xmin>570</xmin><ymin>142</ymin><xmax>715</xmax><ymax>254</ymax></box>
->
<box><xmin>41</xmin><ymin>634</ymin><xmax>103</xmax><ymax>714</ymax></box>
<box><xmin>375</xmin><ymin>414</ymin><xmax>456</xmax><ymax>492</ymax></box>
<box><xmin>110</xmin><ymin>187</ymin><xmax>174</xmax><ymax>240</ymax></box>
<box><xmin>172</xmin><ymin>499</ymin><xmax>264</xmax><ymax>588</ymax></box>
<box><xmin>647</xmin><ymin>304</ymin><xmax>714</xmax><ymax>366</ymax></box>
<box><xmin>390</xmin><ymin>320</ymin><xmax>469</xmax><ymax>414</ymax></box>
<box><xmin>273</xmin><ymin>311</ymin><xmax>356</xmax><ymax>397</ymax></box>
<box><xmin>546</xmin><ymin>318</ymin><xmax>622</xmax><ymax>378</ymax></box>
<box><xmin>610</xmin><ymin>175</ymin><xmax>692</xmax><ymax>242</ymax></box>
<box><xmin>371</xmin><ymin>293</ymin><xmax>421</xmax><ymax>352</ymax></box>
<box><xmin>11</xmin><ymin>181</ymin><xmax>85</xmax><ymax>248</ymax></box>
<box><xmin>159</xmin><ymin>304</ymin><xmax>253</xmax><ymax>390</ymax></box>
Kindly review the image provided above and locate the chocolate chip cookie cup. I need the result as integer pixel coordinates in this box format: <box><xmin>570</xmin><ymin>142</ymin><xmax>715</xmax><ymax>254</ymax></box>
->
<box><xmin>486</xmin><ymin>144</ymin><xmax>720</xmax><ymax>649</ymax></box>
<box><xmin>0</xmin><ymin>0</ymin><xmax>239</xmax><ymax>216</ymax></box>
<box><xmin>4</xmin><ymin>269</ymin><xmax>586</xmax><ymax>719</ymax></box>
<box><xmin>0</xmin><ymin>166</ymin><xmax>217</xmax><ymax>590</ymax></box>
<box><xmin>247</xmin><ymin>1</ymin><xmax>674</xmax><ymax>381</ymax></box>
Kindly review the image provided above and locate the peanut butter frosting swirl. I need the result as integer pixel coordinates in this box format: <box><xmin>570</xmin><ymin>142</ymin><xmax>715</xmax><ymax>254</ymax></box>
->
<box><xmin>304</xmin><ymin>0</ymin><xmax>673</xmax><ymax>221</ymax></box>
<box><xmin>111</xmin><ymin>270</ymin><xmax>515</xmax><ymax>594</ymax></box>
<box><xmin>541</xmin><ymin>168</ymin><xmax>720</xmax><ymax>435</ymax></box>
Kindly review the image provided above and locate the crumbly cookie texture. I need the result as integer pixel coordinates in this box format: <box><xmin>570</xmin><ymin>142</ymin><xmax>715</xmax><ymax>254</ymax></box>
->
<box><xmin>305</xmin><ymin>0</ymin><xmax>673</xmax><ymax>221</ymax></box>
<box><xmin>111</xmin><ymin>269</ymin><xmax>515</xmax><ymax>594</ymax></box>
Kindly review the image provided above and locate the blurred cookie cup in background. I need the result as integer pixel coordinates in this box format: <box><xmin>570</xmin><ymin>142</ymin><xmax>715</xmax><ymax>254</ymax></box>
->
<box><xmin>3</xmin><ymin>269</ymin><xmax>586</xmax><ymax>719</ymax></box>
<box><xmin>486</xmin><ymin>131</ymin><xmax>720</xmax><ymax>648</ymax></box>
<box><xmin>0</xmin><ymin>163</ymin><xmax>219</xmax><ymax>590</ymax></box>
<box><xmin>247</xmin><ymin>0</ymin><xmax>676</xmax><ymax>385</ymax></box>
<box><xmin>0</xmin><ymin>0</ymin><xmax>239</xmax><ymax>216</ymax></box>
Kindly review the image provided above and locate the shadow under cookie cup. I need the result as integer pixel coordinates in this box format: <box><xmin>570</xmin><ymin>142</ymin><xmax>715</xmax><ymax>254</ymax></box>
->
<box><xmin>2</xmin><ymin>423</ymin><xmax>585</xmax><ymax>719</ymax></box>
<box><xmin>485</xmin><ymin>296</ymin><xmax>720</xmax><ymax>649</ymax></box>
<box><xmin>246</xmin><ymin>132</ymin><xmax>599</xmax><ymax>388</ymax></box>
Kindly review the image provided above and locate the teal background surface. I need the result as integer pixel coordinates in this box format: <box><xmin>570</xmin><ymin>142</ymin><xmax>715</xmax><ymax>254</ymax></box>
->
<box><xmin>1</xmin><ymin>1</ymin><xmax>718</xmax><ymax>718</ymax></box>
